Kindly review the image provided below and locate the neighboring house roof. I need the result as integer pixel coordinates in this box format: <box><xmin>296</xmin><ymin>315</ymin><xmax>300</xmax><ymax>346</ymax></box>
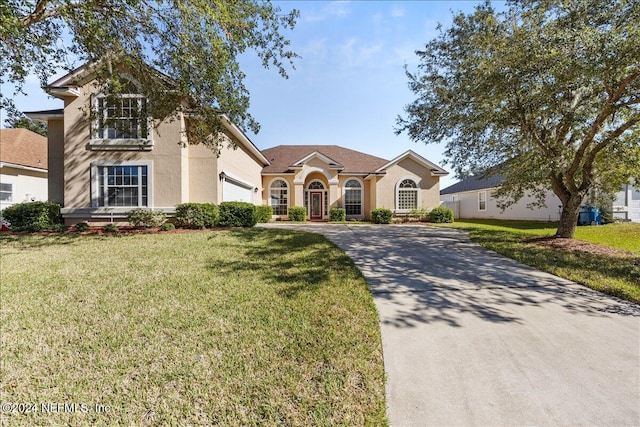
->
<box><xmin>440</xmin><ymin>174</ymin><xmax>505</xmax><ymax>195</ymax></box>
<box><xmin>262</xmin><ymin>145</ymin><xmax>389</xmax><ymax>174</ymax></box>
<box><xmin>0</xmin><ymin>128</ymin><xmax>48</xmax><ymax>170</ymax></box>
<box><xmin>25</xmin><ymin>109</ymin><xmax>64</xmax><ymax>122</ymax></box>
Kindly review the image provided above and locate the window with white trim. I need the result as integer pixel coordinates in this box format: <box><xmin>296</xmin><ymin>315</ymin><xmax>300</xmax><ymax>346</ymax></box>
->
<box><xmin>478</xmin><ymin>191</ymin><xmax>487</xmax><ymax>211</ymax></box>
<box><xmin>96</xmin><ymin>164</ymin><xmax>148</xmax><ymax>207</ymax></box>
<box><xmin>0</xmin><ymin>183</ymin><xmax>12</xmax><ymax>202</ymax></box>
<box><xmin>344</xmin><ymin>179</ymin><xmax>362</xmax><ymax>216</ymax></box>
<box><xmin>92</xmin><ymin>77</ymin><xmax>152</xmax><ymax>148</ymax></box>
<box><xmin>270</xmin><ymin>179</ymin><xmax>288</xmax><ymax>215</ymax></box>
<box><xmin>397</xmin><ymin>178</ymin><xmax>418</xmax><ymax>211</ymax></box>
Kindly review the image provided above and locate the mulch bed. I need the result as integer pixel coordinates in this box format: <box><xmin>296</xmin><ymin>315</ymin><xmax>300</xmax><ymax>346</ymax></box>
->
<box><xmin>524</xmin><ymin>236</ymin><xmax>633</xmax><ymax>257</ymax></box>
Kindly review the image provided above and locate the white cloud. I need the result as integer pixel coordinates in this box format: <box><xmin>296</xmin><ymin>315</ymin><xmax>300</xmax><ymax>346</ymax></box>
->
<box><xmin>303</xmin><ymin>1</ymin><xmax>351</xmax><ymax>22</ymax></box>
<box><xmin>391</xmin><ymin>7</ymin><xmax>406</xmax><ymax>18</ymax></box>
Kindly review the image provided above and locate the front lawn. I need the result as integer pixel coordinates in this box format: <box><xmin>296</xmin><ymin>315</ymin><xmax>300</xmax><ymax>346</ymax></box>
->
<box><xmin>0</xmin><ymin>230</ymin><xmax>386</xmax><ymax>426</ymax></box>
<box><xmin>436</xmin><ymin>220</ymin><xmax>640</xmax><ymax>303</ymax></box>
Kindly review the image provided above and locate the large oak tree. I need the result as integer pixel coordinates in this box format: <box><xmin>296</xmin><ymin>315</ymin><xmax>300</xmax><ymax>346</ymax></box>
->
<box><xmin>1</xmin><ymin>0</ymin><xmax>298</xmax><ymax>148</ymax></box>
<box><xmin>397</xmin><ymin>0</ymin><xmax>640</xmax><ymax>238</ymax></box>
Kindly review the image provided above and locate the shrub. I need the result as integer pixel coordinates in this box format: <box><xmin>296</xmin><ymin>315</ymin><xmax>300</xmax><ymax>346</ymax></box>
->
<box><xmin>127</xmin><ymin>208</ymin><xmax>166</xmax><ymax>228</ymax></box>
<box><xmin>218</xmin><ymin>202</ymin><xmax>257</xmax><ymax>227</ymax></box>
<box><xmin>160</xmin><ymin>222</ymin><xmax>175</xmax><ymax>231</ymax></box>
<box><xmin>175</xmin><ymin>203</ymin><xmax>219</xmax><ymax>229</ymax></box>
<box><xmin>103</xmin><ymin>223</ymin><xmax>118</xmax><ymax>233</ymax></box>
<box><xmin>428</xmin><ymin>206</ymin><xmax>454</xmax><ymax>223</ymax></box>
<box><xmin>371</xmin><ymin>208</ymin><xmax>393</xmax><ymax>224</ymax></box>
<box><xmin>408</xmin><ymin>208</ymin><xmax>430</xmax><ymax>222</ymax></box>
<box><xmin>330</xmin><ymin>207</ymin><xmax>346</xmax><ymax>222</ymax></box>
<box><xmin>287</xmin><ymin>206</ymin><xmax>306</xmax><ymax>222</ymax></box>
<box><xmin>255</xmin><ymin>205</ymin><xmax>273</xmax><ymax>223</ymax></box>
<box><xmin>75</xmin><ymin>222</ymin><xmax>90</xmax><ymax>232</ymax></box>
<box><xmin>51</xmin><ymin>223</ymin><xmax>68</xmax><ymax>233</ymax></box>
<box><xmin>0</xmin><ymin>201</ymin><xmax>63</xmax><ymax>232</ymax></box>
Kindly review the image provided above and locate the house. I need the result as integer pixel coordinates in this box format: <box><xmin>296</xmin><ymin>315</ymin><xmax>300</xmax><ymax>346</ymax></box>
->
<box><xmin>440</xmin><ymin>174</ymin><xmax>563</xmax><ymax>222</ymax></box>
<box><xmin>27</xmin><ymin>61</ymin><xmax>448</xmax><ymax>225</ymax></box>
<box><xmin>441</xmin><ymin>174</ymin><xmax>640</xmax><ymax>223</ymax></box>
<box><xmin>0</xmin><ymin>128</ymin><xmax>48</xmax><ymax>213</ymax></box>
<box><xmin>262</xmin><ymin>145</ymin><xmax>448</xmax><ymax>220</ymax></box>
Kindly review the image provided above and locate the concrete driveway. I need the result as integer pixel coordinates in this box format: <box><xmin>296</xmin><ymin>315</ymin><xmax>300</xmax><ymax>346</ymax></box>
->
<box><xmin>260</xmin><ymin>223</ymin><xmax>640</xmax><ymax>426</ymax></box>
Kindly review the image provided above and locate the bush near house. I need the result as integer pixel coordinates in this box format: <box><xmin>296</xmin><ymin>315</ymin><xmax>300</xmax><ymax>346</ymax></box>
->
<box><xmin>408</xmin><ymin>208</ymin><xmax>430</xmax><ymax>222</ymax></box>
<box><xmin>371</xmin><ymin>208</ymin><xmax>393</xmax><ymax>224</ymax></box>
<box><xmin>0</xmin><ymin>201</ymin><xmax>63</xmax><ymax>232</ymax></box>
<box><xmin>288</xmin><ymin>206</ymin><xmax>306</xmax><ymax>222</ymax></box>
<box><xmin>330</xmin><ymin>207</ymin><xmax>346</xmax><ymax>222</ymax></box>
<box><xmin>127</xmin><ymin>208</ymin><xmax>166</xmax><ymax>228</ymax></box>
<box><xmin>75</xmin><ymin>222</ymin><xmax>90</xmax><ymax>232</ymax></box>
<box><xmin>255</xmin><ymin>205</ymin><xmax>273</xmax><ymax>223</ymax></box>
<box><xmin>219</xmin><ymin>202</ymin><xmax>257</xmax><ymax>227</ymax></box>
<box><xmin>428</xmin><ymin>206</ymin><xmax>454</xmax><ymax>223</ymax></box>
<box><xmin>175</xmin><ymin>203</ymin><xmax>219</xmax><ymax>229</ymax></box>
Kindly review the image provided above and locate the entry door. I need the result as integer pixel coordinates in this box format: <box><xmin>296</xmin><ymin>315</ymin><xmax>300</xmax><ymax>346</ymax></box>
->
<box><xmin>310</xmin><ymin>191</ymin><xmax>323</xmax><ymax>220</ymax></box>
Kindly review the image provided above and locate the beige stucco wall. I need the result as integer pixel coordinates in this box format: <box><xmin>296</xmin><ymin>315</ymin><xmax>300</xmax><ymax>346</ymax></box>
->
<box><xmin>188</xmin><ymin>143</ymin><xmax>218</xmax><ymax>203</ymax></box>
<box><xmin>376</xmin><ymin>157</ymin><xmax>441</xmax><ymax>211</ymax></box>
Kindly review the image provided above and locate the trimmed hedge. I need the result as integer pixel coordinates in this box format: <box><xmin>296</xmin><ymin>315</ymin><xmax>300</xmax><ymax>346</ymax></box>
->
<box><xmin>175</xmin><ymin>203</ymin><xmax>219</xmax><ymax>229</ymax></box>
<box><xmin>288</xmin><ymin>206</ymin><xmax>306</xmax><ymax>222</ymax></box>
<box><xmin>371</xmin><ymin>208</ymin><xmax>393</xmax><ymax>224</ymax></box>
<box><xmin>330</xmin><ymin>207</ymin><xmax>346</xmax><ymax>222</ymax></box>
<box><xmin>127</xmin><ymin>208</ymin><xmax>166</xmax><ymax>228</ymax></box>
<box><xmin>428</xmin><ymin>206</ymin><xmax>454</xmax><ymax>223</ymax></box>
<box><xmin>219</xmin><ymin>202</ymin><xmax>257</xmax><ymax>227</ymax></box>
<box><xmin>1</xmin><ymin>201</ymin><xmax>63</xmax><ymax>232</ymax></box>
<box><xmin>256</xmin><ymin>205</ymin><xmax>273</xmax><ymax>223</ymax></box>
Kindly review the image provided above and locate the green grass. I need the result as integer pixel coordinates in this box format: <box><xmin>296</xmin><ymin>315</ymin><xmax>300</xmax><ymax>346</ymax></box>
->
<box><xmin>0</xmin><ymin>230</ymin><xmax>386</xmax><ymax>426</ymax></box>
<box><xmin>436</xmin><ymin>220</ymin><xmax>640</xmax><ymax>303</ymax></box>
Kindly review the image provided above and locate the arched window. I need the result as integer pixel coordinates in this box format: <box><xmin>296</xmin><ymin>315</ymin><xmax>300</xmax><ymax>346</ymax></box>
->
<box><xmin>93</xmin><ymin>77</ymin><xmax>150</xmax><ymax>141</ymax></box>
<box><xmin>270</xmin><ymin>179</ymin><xmax>288</xmax><ymax>215</ymax></box>
<box><xmin>397</xmin><ymin>178</ymin><xmax>418</xmax><ymax>211</ymax></box>
<box><xmin>344</xmin><ymin>179</ymin><xmax>362</xmax><ymax>216</ymax></box>
<box><xmin>308</xmin><ymin>181</ymin><xmax>325</xmax><ymax>190</ymax></box>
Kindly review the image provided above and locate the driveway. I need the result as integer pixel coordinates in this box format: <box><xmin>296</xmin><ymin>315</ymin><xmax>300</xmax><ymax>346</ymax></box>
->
<box><xmin>260</xmin><ymin>223</ymin><xmax>640</xmax><ymax>426</ymax></box>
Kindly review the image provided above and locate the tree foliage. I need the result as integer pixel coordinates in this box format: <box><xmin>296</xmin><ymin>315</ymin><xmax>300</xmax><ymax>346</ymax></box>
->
<box><xmin>397</xmin><ymin>0</ymin><xmax>640</xmax><ymax>238</ymax></box>
<box><xmin>1</xmin><ymin>0</ymin><xmax>298</xmax><ymax>147</ymax></box>
<box><xmin>3</xmin><ymin>108</ymin><xmax>48</xmax><ymax>136</ymax></box>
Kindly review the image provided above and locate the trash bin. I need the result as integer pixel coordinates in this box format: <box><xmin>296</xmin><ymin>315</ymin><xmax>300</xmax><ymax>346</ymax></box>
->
<box><xmin>588</xmin><ymin>207</ymin><xmax>601</xmax><ymax>225</ymax></box>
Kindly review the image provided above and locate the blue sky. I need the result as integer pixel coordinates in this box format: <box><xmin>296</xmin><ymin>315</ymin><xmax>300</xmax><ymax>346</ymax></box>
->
<box><xmin>3</xmin><ymin>1</ymin><xmax>502</xmax><ymax>189</ymax></box>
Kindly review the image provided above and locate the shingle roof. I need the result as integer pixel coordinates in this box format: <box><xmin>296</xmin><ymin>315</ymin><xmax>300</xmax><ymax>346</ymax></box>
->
<box><xmin>261</xmin><ymin>145</ymin><xmax>388</xmax><ymax>174</ymax></box>
<box><xmin>0</xmin><ymin>128</ymin><xmax>48</xmax><ymax>170</ymax></box>
<box><xmin>440</xmin><ymin>174</ymin><xmax>505</xmax><ymax>195</ymax></box>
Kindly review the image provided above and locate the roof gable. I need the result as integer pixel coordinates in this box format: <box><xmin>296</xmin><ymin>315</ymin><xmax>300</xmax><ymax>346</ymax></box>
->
<box><xmin>376</xmin><ymin>150</ymin><xmax>449</xmax><ymax>176</ymax></box>
<box><xmin>0</xmin><ymin>129</ymin><xmax>48</xmax><ymax>170</ymax></box>
<box><xmin>291</xmin><ymin>151</ymin><xmax>344</xmax><ymax>170</ymax></box>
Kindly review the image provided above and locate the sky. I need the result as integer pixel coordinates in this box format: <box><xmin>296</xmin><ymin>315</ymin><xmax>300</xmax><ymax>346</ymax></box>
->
<box><xmin>2</xmin><ymin>1</ymin><xmax>504</xmax><ymax>189</ymax></box>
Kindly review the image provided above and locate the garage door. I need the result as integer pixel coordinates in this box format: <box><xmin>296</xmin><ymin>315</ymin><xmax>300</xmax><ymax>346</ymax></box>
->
<box><xmin>222</xmin><ymin>176</ymin><xmax>253</xmax><ymax>203</ymax></box>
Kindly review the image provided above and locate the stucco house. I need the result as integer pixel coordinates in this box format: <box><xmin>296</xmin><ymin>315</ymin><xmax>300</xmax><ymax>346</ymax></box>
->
<box><xmin>27</xmin><ymin>62</ymin><xmax>448</xmax><ymax>225</ymax></box>
<box><xmin>441</xmin><ymin>174</ymin><xmax>640</xmax><ymax>223</ymax></box>
<box><xmin>0</xmin><ymin>128</ymin><xmax>48</xmax><ymax>213</ymax></box>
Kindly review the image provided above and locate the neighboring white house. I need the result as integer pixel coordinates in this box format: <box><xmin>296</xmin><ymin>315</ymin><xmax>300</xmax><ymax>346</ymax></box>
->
<box><xmin>612</xmin><ymin>183</ymin><xmax>640</xmax><ymax>222</ymax></box>
<box><xmin>0</xmin><ymin>128</ymin><xmax>48</xmax><ymax>213</ymax></box>
<box><xmin>440</xmin><ymin>174</ymin><xmax>563</xmax><ymax>222</ymax></box>
<box><xmin>441</xmin><ymin>174</ymin><xmax>640</xmax><ymax>223</ymax></box>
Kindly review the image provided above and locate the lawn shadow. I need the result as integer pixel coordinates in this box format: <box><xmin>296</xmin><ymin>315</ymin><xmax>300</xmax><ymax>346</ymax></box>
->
<box><xmin>207</xmin><ymin>228</ymin><xmax>363</xmax><ymax>298</ymax></box>
<box><xmin>0</xmin><ymin>232</ymin><xmax>85</xmax><ymax>250</ymax></box>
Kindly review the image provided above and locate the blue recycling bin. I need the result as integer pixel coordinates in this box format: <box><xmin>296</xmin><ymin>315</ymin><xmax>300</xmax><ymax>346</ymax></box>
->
<box><xmin>578</xmin><ymin>207</ymin><xmax>600</xmax><ymax>225</ymax></box>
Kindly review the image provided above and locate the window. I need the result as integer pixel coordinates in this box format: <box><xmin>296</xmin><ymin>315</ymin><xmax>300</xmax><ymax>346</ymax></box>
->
<box><xmin>91</xmin><ymin>77</ymin><xmax>152</xmax><ymax>149</ymax></box>
<box><xmin>91</xmin><ymin>161</ymin><xmax>152</xmax><ymax>208</ymax></box>
<box><xmin>270</xmin><ymin>179</ymin><xmax>288</xmax><ymax>215</ymax></box>
<box><xmin>397</xmin><ymin>178</ymin><xmax>418</xmax><ymax>211</ymax></box>
<box><xmin>344</xmin><ymin>179</ymin><xmax>362</xmax><ymax>216</ymax></box>
<box><xmin>0</xmin><ymin>183</ymin><xmax>12</xmax><ymax>202</ymax></box>
<box><xmin>478</xmin><ymin>191</ymin><xmax>487</xmax><ymax>211</ymax></box>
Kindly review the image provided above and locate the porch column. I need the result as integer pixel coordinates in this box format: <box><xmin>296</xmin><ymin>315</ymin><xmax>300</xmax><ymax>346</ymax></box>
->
<box><xmin>328</xmin><ymin>178</ymin><xmax>339</xmax><ymax>210</ymax></box>
<box><xmin>294</xmin><ymin>182</ymin><xmax>304</xmax><ymax>208</ymax></box>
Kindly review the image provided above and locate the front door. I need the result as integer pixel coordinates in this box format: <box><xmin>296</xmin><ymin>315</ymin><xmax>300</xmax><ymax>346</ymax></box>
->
<box><xmin>310</xmin><ymin>191</ymin><xmax>323</xmax><ymax>220</ymax></box>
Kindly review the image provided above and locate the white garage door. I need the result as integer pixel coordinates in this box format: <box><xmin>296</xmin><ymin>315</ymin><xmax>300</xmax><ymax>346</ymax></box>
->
<box><xmin>222</xmin><ymin>177</ymin><xmax>253</xmax><ymax>203</ymax></box>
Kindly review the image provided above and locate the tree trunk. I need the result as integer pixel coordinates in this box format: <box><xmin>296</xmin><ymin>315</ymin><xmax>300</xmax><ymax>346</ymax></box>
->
<box><xmin>555</xmin><ymin>194</ymin><xmax>583</xmax><ymax>238</ymax></box>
